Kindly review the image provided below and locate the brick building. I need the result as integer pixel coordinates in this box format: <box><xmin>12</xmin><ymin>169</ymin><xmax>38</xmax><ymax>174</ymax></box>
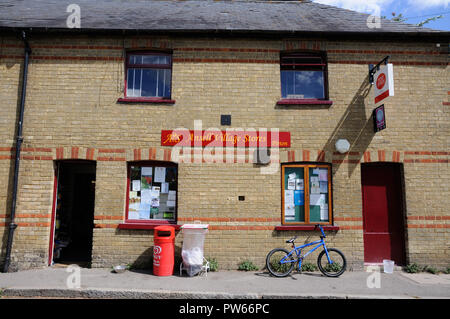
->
<box><xmin>0</xmin><ymin>0</ymin><xmax>448</xmax><ymax>272</ymax></box>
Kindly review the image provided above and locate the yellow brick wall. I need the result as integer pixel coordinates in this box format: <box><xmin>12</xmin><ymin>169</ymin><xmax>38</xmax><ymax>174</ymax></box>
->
<box><xmin>0</xmin><ymin>34</ymin><xmax>448</xmax><ymax>271</ymax></box>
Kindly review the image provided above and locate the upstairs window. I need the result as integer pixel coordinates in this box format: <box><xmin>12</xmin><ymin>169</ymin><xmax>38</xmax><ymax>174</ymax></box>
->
<box><xmin>125</xmin><ymin>52</ymin><xmax>172</xmax><ymax>99</ymax></box>
<box><xmin>280</xmin><ymin>52</ymin><xmax>328</xmax><ymax>100</ymax></box>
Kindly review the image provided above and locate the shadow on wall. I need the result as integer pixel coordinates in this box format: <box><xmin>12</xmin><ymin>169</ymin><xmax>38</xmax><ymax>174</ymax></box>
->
<box><xmin>322</xmin><ymin>75</ymin><xmax>375</xmax><ymax>177</ymax></box>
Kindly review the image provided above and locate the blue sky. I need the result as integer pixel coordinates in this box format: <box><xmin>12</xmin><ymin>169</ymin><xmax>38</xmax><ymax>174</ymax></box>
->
<box><xmin>313</xmin><ymin>0</ymin><xmax>450</xmax><ymax>31</ymax></box>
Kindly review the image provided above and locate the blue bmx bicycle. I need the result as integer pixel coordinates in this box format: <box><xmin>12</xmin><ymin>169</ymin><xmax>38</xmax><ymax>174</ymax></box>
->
<box><xmin>266</xmin><ymin>224</ymin><xmax>346</xmax><ymax>277</ymax></box>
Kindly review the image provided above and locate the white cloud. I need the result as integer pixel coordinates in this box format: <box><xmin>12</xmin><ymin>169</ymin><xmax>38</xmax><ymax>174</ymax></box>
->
<box><xmin>407</xmin><ymin>0</ymin><xmax>449</xmax><ymax>8</ymax></box>
<box><xmin>313</xmin><ymin>0</ymin><xmax>393</xmax><ymax>15</ymax></box>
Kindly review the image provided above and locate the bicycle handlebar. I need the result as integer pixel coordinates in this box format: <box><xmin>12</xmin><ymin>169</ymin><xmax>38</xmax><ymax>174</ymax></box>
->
<box><xmin>315</xmin><ymin>224</ymin><xmax>326</xmax><ymax>238</ymax></box>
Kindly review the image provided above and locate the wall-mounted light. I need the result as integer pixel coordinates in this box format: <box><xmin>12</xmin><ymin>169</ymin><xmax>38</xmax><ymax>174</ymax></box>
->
<box><xmin>335</xmin><ymin>139</ymin><xmax>350</xmax><ymax>154</ymax></box>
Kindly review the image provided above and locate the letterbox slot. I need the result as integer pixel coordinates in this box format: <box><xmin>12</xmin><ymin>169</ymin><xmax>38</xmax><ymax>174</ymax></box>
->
<box><xmin>157</xmin><ymin>231</ymin><xmax>172</xmax><ymax>237</ymax></box>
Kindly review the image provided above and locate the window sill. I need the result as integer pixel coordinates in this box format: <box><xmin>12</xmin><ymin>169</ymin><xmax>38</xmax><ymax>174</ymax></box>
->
<box><xmin>117</xmin><ymin>97</ymin><xmax>176</xmax><ymax>104</ymax></box>
<box><xmin>275</xmin><ymin>225</ymin><xmax>340</xmax><ymax>231</ymax></box>
<box><xmin>118</xmin><ymin>222</ymin><xmax>181</xmax><ymax>230</ymax></box>
<box><xmin>276</xmin><ymin>99</ymin><xmax>333</xmax><ymax>106</ymax></box>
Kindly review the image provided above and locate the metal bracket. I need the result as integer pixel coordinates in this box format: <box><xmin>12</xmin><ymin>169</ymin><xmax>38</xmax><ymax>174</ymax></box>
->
<box><xmin>369</xmin><ymin>56</ymin><xmax>390</xmax><ymax>84</ymax></box>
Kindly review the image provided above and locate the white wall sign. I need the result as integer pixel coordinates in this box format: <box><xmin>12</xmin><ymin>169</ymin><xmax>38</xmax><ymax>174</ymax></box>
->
<box><xmin>374</xmin><ymin>63</ymin><xmax>394</xmax><ymax>104</ymax></box>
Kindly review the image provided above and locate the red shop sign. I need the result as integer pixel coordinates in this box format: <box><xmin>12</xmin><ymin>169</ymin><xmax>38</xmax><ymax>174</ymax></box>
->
<box><xmin>161</xmin><ymin>130</ymin><xmax>291</xmax><ymax>148</ymax></box>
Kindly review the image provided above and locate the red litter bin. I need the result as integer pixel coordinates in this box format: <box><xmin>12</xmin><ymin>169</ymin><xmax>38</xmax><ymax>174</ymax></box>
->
<box><xmin>153</xmin><ymin>225</ymin><xmax>175</xmax><ymax>276</ymax></box>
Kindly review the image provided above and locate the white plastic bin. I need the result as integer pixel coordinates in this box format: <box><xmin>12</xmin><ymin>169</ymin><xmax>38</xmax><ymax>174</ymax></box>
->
<box><xmin>180</xmin><ymin>224</ymin><xmax>209</xmax><ymax>276</ymax></box>
<box><xmin>383</xmin><ymin>259</ymin><xmax>394</xmax><ymax>273</ymax></box>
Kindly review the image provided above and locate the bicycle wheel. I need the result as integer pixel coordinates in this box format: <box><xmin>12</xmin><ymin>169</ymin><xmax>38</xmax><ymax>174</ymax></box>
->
<box><xmin>266</xmin><ymin>248</ymin><xmax>295</xmax><ymax>277</ymax></box>
<box><xmin>317</xmin><ymin>248</ymin><xmax>347</xmax><ymax>277</ymax></box>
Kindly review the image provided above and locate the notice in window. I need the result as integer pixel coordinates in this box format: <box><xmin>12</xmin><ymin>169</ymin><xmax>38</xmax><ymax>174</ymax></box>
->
<box><xmin>167</xmin><ymin>200</ymin><xmax>176</xmax><ymax>207</ymax></box>
<box><xmin>296</xmin><ymin>179</ymin><xmax>304</xmax><ymax>190</ymax></box>
<box><xmin>151</xmin><ymin>198</ymin><xmax>160</xmax><ymax>207</ymax></box>
<box><xmin>287</xmin><ymin>178</ymin><xmax>296</xmax><ymax>190</ymax></box>
<box><xmin>168</xmin><ymin>190</ymin><xmax>176</xmax><ymax>201</ymax></box>
<box><xmin>141</xmin><ymin>189</ymin><xmax>152</xmax><ymax>204</ymax></box>
<box><xmin>154</xmin><ymin>167</ymin><xmax>166</xmax><ymax>183</ymax></box>
<box><xmin>319</xmin><ymin>169</ymin><xmax>328</xmax><ymax>182</ymax></box>
<box><xmin>161</xmin><ymin>182</ymin><xmax>169</xmax><ymax>193</ymax></box>
<box><xmin>142</xmin><ymin>167</ymin><xmax>153</xmax><ymax>176</ymax></box>
<box><xmin>320</xmin><ymin>181</ymin><xmax>328</xmax><ymax>193</ymax></box>
<box><xmin>285</xmin><ymin>205</ymin><xmax>295</xmax><ymax>217</ymax></box>
<box><xmin>139</xmin><ymin>202</ymin><xmax>150</xmax><ymax>219</ymax></box>
<box><xmin>285</xmin><ymin>190</ymin><xmax>294</xmax><ymax>206</ymax></box>
<box><xmin>128</xmin><ymin>210</ymin><xmax>139</xmax><ymax>220</ymax></box>
<box><xmin>310</xmin><ymin>194</ymin><xmax>325</xmax><ymax>206</ymax></box>
<box><xmin>132</xmin><ymin>180</ymin><xmax>141</xmax><ymax>192</ymax></box>
<box><xmin>320</xmin><ymin>204</ymin><xmax>329</xmax><ymax>221</ymax></box>
<box><xmin>310</xmin><ymin>176</ymin><xmax>320</xmax><ymax>194</ymax></box>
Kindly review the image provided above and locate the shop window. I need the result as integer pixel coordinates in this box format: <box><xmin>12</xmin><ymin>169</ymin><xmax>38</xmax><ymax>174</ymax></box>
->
<box><xmin>125</xmin><ymin>51</ymin><xmax>172</xmax><ymax>100</ymax></box>
<box><xmin>280</xmin><ymin>52</ymin><xmax>328</xmax><ymax>100</ymax></box>
<box><xmin>125</xmin><ymin>161</ymin><xmax>177</xmax><ymax>224</ymax></box>
<box><xmin>282</xmin><ymin>163</ymin><xmax>332</xmax><ymax>225</ymax></box>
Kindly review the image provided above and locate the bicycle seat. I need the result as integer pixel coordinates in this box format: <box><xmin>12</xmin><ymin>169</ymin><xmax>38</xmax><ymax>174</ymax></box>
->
<box><xmin>286</xmin><ymin>236</ymin><xmax>297</xmax><ymax>243</ymax></box>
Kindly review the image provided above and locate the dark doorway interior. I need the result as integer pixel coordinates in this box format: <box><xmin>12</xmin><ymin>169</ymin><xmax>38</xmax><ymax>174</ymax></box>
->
<box><xmin>53</xmin><ymin>161</ymin><xmax>96</xmax><ymax>266</ymax></box>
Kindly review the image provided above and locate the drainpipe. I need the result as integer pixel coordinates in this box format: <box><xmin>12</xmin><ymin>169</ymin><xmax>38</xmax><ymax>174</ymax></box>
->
<box><xmin>2</xmin><ymin>31</ymin><xmax>31</xmax><ymax>273</ymax></box>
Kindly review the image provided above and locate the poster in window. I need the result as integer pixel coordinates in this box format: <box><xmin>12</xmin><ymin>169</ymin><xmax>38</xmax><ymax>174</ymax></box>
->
<box><xmin>294</xmin><ymin>190</ymin><xmax>304</xmax><ymax>206</ymax></box>
<box><xmin>151</xmin><ymin>198</ymin><xmax>160</xmax><ymax>207</ymax></box>
<box><xmin>141</xmin><ymin>176</ymin><xmax>152</xmax><ymax>189</ymax></box>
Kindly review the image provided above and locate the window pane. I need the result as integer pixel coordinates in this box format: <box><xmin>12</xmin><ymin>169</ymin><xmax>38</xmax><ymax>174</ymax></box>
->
<box><xmin>281</xmin><ymin>70</ymin><xmax>324</xmax><ymax>99</ymax></box>
<box><xmin>144</xmin><ymin>69</ymin><xmax>171</xmax><ymax>98</ymax></box>
<box><xmin>281</xmin><ymin>55</ymin><xmax>323</xmax><ymax>66</ymax></box>
<box><xmin>128</xmin><ymin>165</ymin><xmax>177</xmax><ymax>221</ymax></box>
<box><xmin>127</xmin><ymin>68</ymin><xmax>144</xmax><ymax>97</ymax></box>
<box><xmin>141</xmin><ymin>69</ymin><xmax>158</xmax><ymax>97</ymax></box>
<box><xmin>284</xmin><ymin>167</ymin><xmax>305</xmax><ymax>223</ymax></box>
<box><xmin>129</xmin><ymin>54</ymin><xmax>170</xmax><ymax>65</ymax></box>
<box><xmin>128</xmin><ymin>68</ymin><xmax>171</xmax><ymax>98</ymax></box>
<box><xmin>309</xmin><ymin>167</ymin><xmax>329</xmax><ymax>222</ymax></box>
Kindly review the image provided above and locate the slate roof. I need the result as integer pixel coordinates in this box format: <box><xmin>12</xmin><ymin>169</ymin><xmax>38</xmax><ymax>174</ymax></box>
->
<box><xmin>0</xmin><ymin>0</ymin><xmax>448</xmax><ymax>37</ymax></box>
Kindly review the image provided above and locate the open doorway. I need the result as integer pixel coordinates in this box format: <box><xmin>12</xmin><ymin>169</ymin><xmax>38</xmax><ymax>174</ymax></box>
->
<box><xmin>50</xmin><ymin>161</ymin><xmax>96</xmax><ymax>267</ymax></box>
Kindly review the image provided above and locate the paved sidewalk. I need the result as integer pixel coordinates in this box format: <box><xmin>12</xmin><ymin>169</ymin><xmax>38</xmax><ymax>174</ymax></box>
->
<box><xmin>0</xmin><ymin>266</ymin><xmax>449</xmax><ymax>299</ymax></box>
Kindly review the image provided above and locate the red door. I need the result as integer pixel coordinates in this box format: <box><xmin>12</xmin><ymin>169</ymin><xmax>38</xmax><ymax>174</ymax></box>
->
<box><xmin>361</xmin><ymin>163</ymin><xmax>406</xmax><ymax>265</ymax></box>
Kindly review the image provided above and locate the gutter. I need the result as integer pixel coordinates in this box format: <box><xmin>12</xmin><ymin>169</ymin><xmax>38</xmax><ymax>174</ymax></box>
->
<box><xmin>0</xmin><ymin>27</ymin><xmax>449</xmax><ymax>43</ymax></box>
<box><xmin>2</xmin><ymin>31</ymin><xmax>31</xmax><ymax>273</ymax></box>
